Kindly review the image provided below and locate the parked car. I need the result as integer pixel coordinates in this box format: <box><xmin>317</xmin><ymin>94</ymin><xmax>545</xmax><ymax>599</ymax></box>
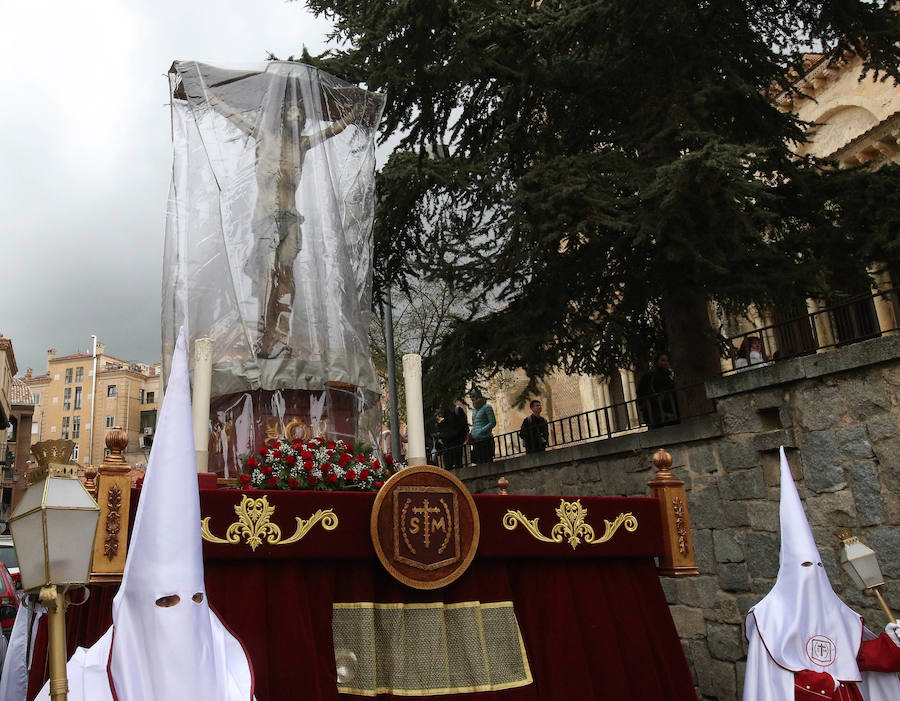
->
<box><xmin>0</xmin><ymin>537</ymin><xmax>19</xmax><ymax>587</ymax></box>
<box><xmin>0</xmin><ymin>562</ymin><xmax>17</xmax><ymax>639</ymax></box>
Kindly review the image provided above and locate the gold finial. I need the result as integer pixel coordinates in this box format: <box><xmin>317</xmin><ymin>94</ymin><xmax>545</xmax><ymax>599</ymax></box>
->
<box><xmin>652</xmin><ymin>448</ymin><xmax>673</xmax><ymax>478</ymax></box>
<box><xmin>29</xmin><ymin>439</ymin><xmax>77</xmax><ymax>481</ymax></box>
<box><xmin>102</xmin><ymin>427</ymin><xmax>129</xmax><ymax>467</ymax></box>
<box><xmin>31</xmin><ymin>440</ymin><xmax>75</xmax><ymax>468</ymax></box>
<box><xmin>497</xmin><ymin>477</ymin><xmax>509</xmax><ymax>495</ymax></box>
<box><xmin>835</xmin><ymin>528</ymin><xmax>857</xmax><ymax>544</ymax></box>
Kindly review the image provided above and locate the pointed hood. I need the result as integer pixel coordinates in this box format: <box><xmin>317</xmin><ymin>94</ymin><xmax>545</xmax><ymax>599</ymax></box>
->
<box><xmin>748</xmin><ymin>447</ymin><xmax>862</xmax><ymax>684</ymax></box>
<box><xmin>109</xmin><ymin>328</ymin><xmax>253</xmax><ymax>700</ymax></box>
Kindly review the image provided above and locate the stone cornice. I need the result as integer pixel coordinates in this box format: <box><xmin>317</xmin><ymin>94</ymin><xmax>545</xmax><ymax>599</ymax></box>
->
<box><xmin>0</xmin><ymin>339</ymin><xmax>18</xmax><ymax>376</ymax></box>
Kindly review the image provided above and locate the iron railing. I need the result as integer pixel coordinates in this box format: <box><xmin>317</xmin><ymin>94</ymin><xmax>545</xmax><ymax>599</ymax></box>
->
<box><xmin>434</xmin><ymin>287</ymin><xmax>899</xmax><ymax>468</ymax></box>
<box><xmin>723</xmin><ymin>287</ymin><xmax>898</xmax><ymax>372</ymax></box>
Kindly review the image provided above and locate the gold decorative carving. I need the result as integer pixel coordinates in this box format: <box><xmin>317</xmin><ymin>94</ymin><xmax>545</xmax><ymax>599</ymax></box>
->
<box><xmin>502</xmin><ymin>499</ymin><xmax>638</xmax><ymax>550</ymax></box>
<box><xmin>200</xmin><ymin>495</ymin><xmax>338</xmax><ymax>551</ymax></box>
<box><xmin>104</xmin><ymin>484</ymin><xmax>122</xmax><ymax>560</ymax></box>
<box><xmin>672</xmin><ymin>496</ymin><xmax>689</xmax><ymax>555</ymax></box>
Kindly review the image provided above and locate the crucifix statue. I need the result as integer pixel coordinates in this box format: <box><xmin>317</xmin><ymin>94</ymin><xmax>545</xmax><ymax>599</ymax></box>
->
<box><xmin>165</xmin><ymin>61</ymin><xmax>385</xmax><ymax>476</ymax></box>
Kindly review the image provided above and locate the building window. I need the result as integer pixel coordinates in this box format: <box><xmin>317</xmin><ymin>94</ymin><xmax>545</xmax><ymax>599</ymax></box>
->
<box><xmin>31</xmin><ymin>424</ymin><xmax>38</xmax><ymax>435</ymax></box>
<box><xmin>72</xmin><ymin>416</ymin><xmax>80</xmax><ymax>439</ymax></box>
<box><xmin>139</xmin><ymin>389</ymin><xmax>145</xmax><ymax>404</ymax></box>
<box><xmin>105</xmin><ymin>416</ymin><xmax>114</xmax><ymax>429</ymax></box>
<box><xmin>52</xmin><ymin>396</ymin><xmax>58</xmax><ymax>404</ymax></box>
<box><xmin>32</xmin><ymin>393</ymin><xmax>40</xmax><ymax>405</ymax></box>
<box><xmin>61</xmin><ymin>417</ymin><xmax>70</xmax><ymax>440</ymax></box>
<box><xmin>74</xmin><ymin>386</ymin><xmax>82</xmax><ymax>410</ymax></box>
<box><xmin>107</xmin><ymin>385</ymin><xmax>117</xmax><ymax>397</ymax></box>
<box><xmin>53</xmin><ymin>374</ymin><xmax>59</xmax><ymax>381</ymax></box>
<box><xmin>72</xmin><ymin>444</ymin><xmax>79</xmax><ymax>460</ymax></box>
<box><xmin>146</xmin><ymin>391</ymin><xmax>155</xmax><ymax>404</ymax></box>
<box><xmin>50</xmin><ymin>425</ymin><xmax>56</xmax><ymax>433</ymax></box>
<box><xmin>63</xmin><ymin>387</ymin><xmax>71</xmax><ymax>411</ymax></box>
<box><xmin>65</xmin><ymin>368</ymin><xmax>72</xmax><ymax>383</ymax></box>
<box><xmin>75</xmin><ymin>367</ymin><xmax>83</xmax><ymax>383</ymax></box>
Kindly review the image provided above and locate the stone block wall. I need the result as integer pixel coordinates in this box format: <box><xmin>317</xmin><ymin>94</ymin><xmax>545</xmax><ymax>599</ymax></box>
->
<box><xmin>457</xmin><ymin>334</ymin><xmax>900</xmax><ymax>701</ymax></box>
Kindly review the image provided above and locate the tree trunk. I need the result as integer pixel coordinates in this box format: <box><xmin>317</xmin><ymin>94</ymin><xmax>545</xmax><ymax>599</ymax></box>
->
<box><xmin>660</xmin><ymin>287</ymin><xmax>721</xmax><ymax>420</ymax></box>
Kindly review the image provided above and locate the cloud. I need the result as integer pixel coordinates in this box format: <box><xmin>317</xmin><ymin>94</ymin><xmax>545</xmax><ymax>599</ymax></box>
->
<box><xmin>0</xmin><ymin>0</ymin><xmax>335</xmax><ymax>373</ymax></box>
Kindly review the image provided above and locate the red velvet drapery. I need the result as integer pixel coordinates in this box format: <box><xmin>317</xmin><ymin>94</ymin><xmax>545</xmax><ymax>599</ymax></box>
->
<box><xmin>28</xmin><ymin>491</ymin><xmax>696</xmax><ymax>700</ymax></box>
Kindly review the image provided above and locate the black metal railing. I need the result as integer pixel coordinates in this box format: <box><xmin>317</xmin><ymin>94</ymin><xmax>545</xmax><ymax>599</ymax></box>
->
<box><xmin>436</xmin><ymin>382</ymin><xmax>710</xmax><ymax>469</ymax></box>
<box><xmin>723</xmin><ymin>287</ymin><xmax>898</xmax><ymax>373</ymax></box>
<box><xmin>434</xmin><ymin>287</ymin><xmax>899</xmax><ymax>468</ymax></box>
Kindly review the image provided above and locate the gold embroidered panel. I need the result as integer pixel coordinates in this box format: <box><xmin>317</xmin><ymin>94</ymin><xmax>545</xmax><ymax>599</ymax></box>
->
<box><xmin>332</xmin><ymin>601</ymin><xmax>533</xmax><ymax>696</ymax></box>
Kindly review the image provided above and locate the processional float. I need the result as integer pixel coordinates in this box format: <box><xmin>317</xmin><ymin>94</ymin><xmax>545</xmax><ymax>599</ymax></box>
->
<box><xmin>20</xmin><ymin>60</ymin><xmax>699</xmax><ymax>700</ymax></box>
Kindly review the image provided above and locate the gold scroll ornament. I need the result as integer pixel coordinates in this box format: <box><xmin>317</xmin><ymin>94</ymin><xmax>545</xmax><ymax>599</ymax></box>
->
<box><xmin>201</xmin><ymin>494</ymin><xmax>338</xmax><ymax>551</ymax></box>
<box><xmin>502</xmin><ymin>498</ymin><xmax>637</xmax><ymax>550</ymax></box>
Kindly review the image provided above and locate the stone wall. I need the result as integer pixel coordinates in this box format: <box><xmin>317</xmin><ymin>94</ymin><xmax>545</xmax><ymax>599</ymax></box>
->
<box><xmin>457</xmin><ymin>334</ymin><xmax>900</xmax><ymax>701</ymax></box>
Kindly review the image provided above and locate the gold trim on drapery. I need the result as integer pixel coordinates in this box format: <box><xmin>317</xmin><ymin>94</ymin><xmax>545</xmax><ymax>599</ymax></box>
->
<box><xmin>332</xmin><ymin>601</ymin><xmax>533</xmax><ymax>696</ymax></box>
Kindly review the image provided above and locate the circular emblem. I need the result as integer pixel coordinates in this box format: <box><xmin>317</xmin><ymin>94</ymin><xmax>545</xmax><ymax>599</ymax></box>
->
<box><xmin>806</xmin><ymin>635</ymin><xmax>836</xmax><ymax>666</ymax></box>
<box><xmin>370</xmin><ymin>464</ymin><xmax>480</xmax><ymax>590</ymax></box>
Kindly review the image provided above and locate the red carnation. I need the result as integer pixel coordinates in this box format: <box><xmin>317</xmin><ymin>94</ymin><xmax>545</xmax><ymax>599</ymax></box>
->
<box><xmin>267</xmin><ymin>477</ymin><xmax>278</xmax><ymax>488</ymax></box>
<box><xmin>301</xmin><ymin>450</ymin><xmax>313</xmax><ymax>460</ymax></box>
<box><xmin>247</xmin><ymin>457</ymin><xmax>258</xmax><ymax>468</ymax></box>
<box><xmin>345</xmin><ymin>469</ymin><xmax>357</xmax><ymax>481</ymax></box>
<box><xmin>307</xmin><ymin>474</ymin><xmax>319</xmax><ymax>486</ymax></box>
<box><xmin>262</xmin><ymin>466</ymin><xmax>273</xmax><ymax>476</ymax></box>
<box><xmin>288</xmin><ymin>477</ymin><xmax>299</xmax><ymax>489</ymax></box>
<box><xmin>359</xmin><ymin>469</ymin><xmax>369</xmax><ymax>480</ymax></box>
<box><xmin>240</xmin><ymin>474</ymin><xmax>251</xmax><ymax>484</ymax></box>
<box><xmin>273</xmin><ymin>450</ymin><xmax>282</xmax><ymax>459</ymax></box>
<box><xmin>259</xmin><ymin>447</ymin><xmax>268</xmax><ymax>456</ymax></box>
<box><xmin>338</xmin><ymin>453</ymin><xmax>351</xmax><ymax>467</ymax></box>
<box><xmin>303</xmin><ymin>460</ymin><xmax>315</xmax><ymax>472</ymax></box>
<box><xmin>326</xmin><ymin>441</ymin><xmax>336</xmax><ymax>449</ymax></box>
<box><xmin>385</xmin><ymin>455</ymin><xmax>395</xmax><ymax>465</ymax></box>
<box><xmin>374</xmin><ymin>481</ymin><xmax>384</xmax><ymax>488</ymax></box>
<box><xmin>326</xmin><ymin>473</ymin><xmax>338</xmax><ymax>484</ymax></box>
<box><xmin>371</xmin><ymin>460</ymin><xmax>380</xmax><ymax>470</ymax></box>
<box><xmin>354</xmin><ymin>454</ymin><xmax>366</xmax><ymax>463</ymax></box>
<box><xmin>285</xmin><ymin>455</ymin><xmax>297</xmax><ymax>465</ymax></box>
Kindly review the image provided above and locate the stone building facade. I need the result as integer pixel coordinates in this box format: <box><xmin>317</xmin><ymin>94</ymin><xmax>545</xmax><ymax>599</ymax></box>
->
<box><xmin>458</xmin><ymin>334</ymin><xmax>900</xmax><ymax>700</ymax></box>
<box><xmin>23</xmin><ymin>343</ymin><xmax>160</xmax><ymax>469</ymax></box>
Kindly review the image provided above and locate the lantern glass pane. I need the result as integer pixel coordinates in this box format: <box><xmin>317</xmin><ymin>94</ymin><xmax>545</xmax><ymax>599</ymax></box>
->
<box><xmin>44</xmin><ymin>478</ymin><xmax>98</xmax><ymax>510</ymax></box>
<box><xmin>850</xmin><ymin>553</ymin><xmax>884</xmax><ymax>588</ymax></box>
<box><xmin>11</xmin><ymin>480</ymin><xmax>46</xmax><ymax>519</ymax></box>
<box><xmin>10</xmin><ymin>511</ymin><xmax>47</xmax><ymax>591</ymax></box>
<box><xmin>45</xmin><ymin>508</ymin><xmax>100</xmax><ymax>585</ymax></box>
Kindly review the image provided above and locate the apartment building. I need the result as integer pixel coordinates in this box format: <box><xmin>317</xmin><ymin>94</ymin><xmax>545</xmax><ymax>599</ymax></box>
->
<box><xmin>23</xmin><ymin>342</ymin><xmax>160</xmax><ymax>467</ymax></box>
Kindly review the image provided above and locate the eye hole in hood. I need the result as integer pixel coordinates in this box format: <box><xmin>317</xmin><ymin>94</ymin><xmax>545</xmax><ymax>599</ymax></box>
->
<box><xmin>155</xmin><ymin>594</ymin><xmax>181</xmax><ymax>608</ymax></box>
<box><xmin>192</xmin><ymin>593</ymin><xmax>204</xmax><ymax>604</ymax></box>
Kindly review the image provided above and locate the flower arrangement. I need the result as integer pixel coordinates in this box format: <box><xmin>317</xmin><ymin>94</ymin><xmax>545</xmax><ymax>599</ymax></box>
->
<box><xmin>239</xmin><ymin>437</ymin><xmax>402</xmax><ymax>491</ymax></box>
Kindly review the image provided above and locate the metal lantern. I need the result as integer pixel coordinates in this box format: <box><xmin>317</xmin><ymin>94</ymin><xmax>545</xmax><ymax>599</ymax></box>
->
<box><xmin>9</xmin><ymin>440</ymin><xmax>100</xmax><ymax>592</ymax></box>
<box><xmin>836</xmin><ymin>528</ymin><xmax>894</xmax><ymax>624</ymax></box>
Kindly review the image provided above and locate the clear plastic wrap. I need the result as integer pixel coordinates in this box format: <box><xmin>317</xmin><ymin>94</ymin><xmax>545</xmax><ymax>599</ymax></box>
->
<box><xmin>163</xmin><ymin>61</ymin><xmax>386</xmax><ymax>475</ymax></box>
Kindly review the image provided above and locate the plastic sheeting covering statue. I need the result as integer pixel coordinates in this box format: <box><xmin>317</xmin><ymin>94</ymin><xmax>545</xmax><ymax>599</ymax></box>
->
<box><xmin>163</xmin><ymin>61</ymin><xmax>386</xmax><ymax>475</ymax></box>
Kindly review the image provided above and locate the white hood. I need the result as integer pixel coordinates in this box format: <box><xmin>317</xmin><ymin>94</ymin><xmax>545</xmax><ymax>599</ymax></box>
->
<box><xmin>749</xmin><ymin>447</ymin><xmax>862</xmax><ymax>682</ymax></box>
<box><xmin>107</xmin><ymin>328</ymin><xmax>253</xmax><ymax>700</ymax></box>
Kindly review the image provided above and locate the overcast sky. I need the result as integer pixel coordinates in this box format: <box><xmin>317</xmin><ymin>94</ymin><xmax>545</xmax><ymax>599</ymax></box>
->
<box><xmin>0</xmin><ymin>0</ymin><xmax>337</xmax><ymax>376</ymax></box>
